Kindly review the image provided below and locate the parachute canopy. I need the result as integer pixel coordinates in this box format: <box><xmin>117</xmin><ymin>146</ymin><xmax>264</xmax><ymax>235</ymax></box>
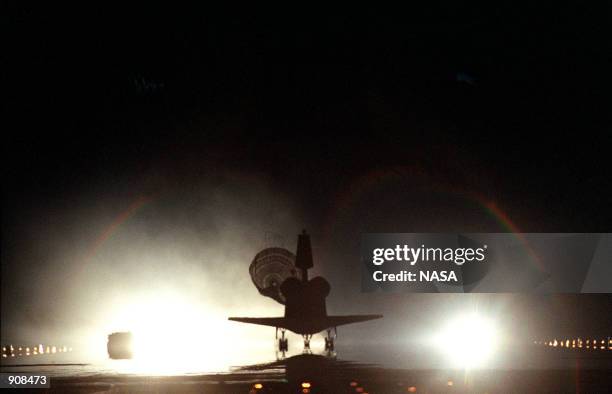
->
<box><xmin>249</xmin><ymin>247</ymin><xmax>301</xmax><ymax>304</ymax></box>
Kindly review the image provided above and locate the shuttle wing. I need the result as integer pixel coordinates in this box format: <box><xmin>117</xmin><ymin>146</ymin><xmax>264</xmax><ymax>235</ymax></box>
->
<box><xmin>229</xmin><ymin>315</ymin><xmax>383</xmax><ymax>334</ymax></box>
<box><xmin>228</xmin><ymin>317</ymin><xmax>289</xmax><ymax>328</ymax></box>
<box><xmin>323</xmin><ymin>314</ymin><xmax>383</xmax><ymax>327</ymax></box>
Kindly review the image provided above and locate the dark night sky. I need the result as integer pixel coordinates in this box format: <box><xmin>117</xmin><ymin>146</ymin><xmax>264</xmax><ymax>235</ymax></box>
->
<box><xmin>6</xmin><ymin>5</ymin><xmax>611</xmax><ymax>228</ymax></box>
<box><xmin>3</xmin><ymin>5</ymin><xmax>612</xmax><ymax>347</ymax></box>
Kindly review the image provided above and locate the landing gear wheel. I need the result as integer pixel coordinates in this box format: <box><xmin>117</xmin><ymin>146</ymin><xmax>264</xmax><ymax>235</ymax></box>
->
<box><xmin>325</xmin><ymin>328</ymin><xmax>336</xmax><ymax>351</ymax></box>
<box><xmin>277</xmin><ymin>328</ymin><xmax>288</xmax><ymax>352</ymax></box>
<box><xmin>302</xmin><ymin>334</ymin><xmax>312</xmax><ymax>350</ymax></box>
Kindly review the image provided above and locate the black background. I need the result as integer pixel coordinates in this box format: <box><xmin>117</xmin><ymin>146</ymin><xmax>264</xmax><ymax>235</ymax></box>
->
<box><xmin>5</xmin><ymin>4</ymin><xmax>611</xmax><ymax>230</ymax></box>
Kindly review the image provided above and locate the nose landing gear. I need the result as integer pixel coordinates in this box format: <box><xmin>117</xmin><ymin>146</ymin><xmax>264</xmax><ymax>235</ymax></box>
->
<box><xmin>276</xmin><ymin>326</ymin><xmax>338</xmax><ymax>354</ymax></box>
<box><xmin>302</xmin><ymin>334</ymin><xmax>312</xmax><ymax>351</ymax></box>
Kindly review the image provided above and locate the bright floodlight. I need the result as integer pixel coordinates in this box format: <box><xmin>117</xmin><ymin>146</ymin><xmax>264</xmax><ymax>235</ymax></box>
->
<box><xmin>434</xmin><ymin>313</ymin><xmax>498</xmax><ymax>368</ymax></box>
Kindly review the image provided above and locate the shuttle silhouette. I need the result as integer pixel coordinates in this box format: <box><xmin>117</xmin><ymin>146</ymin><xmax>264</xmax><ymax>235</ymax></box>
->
<box><xmin>229</xmin><ymin>230</ymin><xmax>382</xmax><ymax>351</ymax></box>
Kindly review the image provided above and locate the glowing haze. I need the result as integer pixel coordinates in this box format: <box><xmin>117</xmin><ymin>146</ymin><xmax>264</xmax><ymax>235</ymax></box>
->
<box><xmin>2</xmin><ymin>170</ymin><xmax>302</xmax><ymax>366</ymax></box>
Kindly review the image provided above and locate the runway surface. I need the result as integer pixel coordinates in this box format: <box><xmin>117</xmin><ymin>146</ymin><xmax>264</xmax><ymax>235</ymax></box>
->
<box><xmin>2</xmin><ymin>345</ymin><xmax>612</xmax><ymax>393</ymax></box>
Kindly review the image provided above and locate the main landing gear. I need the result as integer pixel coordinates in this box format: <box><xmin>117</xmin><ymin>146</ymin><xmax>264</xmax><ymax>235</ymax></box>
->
<box><xmin>325</xmin><ymin>327</ymin><xmax>337</xmax><ymax>351</ymax></box>
<box><xmin>276</xmin><ymin>327</ymin><xmax>288</xmax><ymax>352</ymax></box>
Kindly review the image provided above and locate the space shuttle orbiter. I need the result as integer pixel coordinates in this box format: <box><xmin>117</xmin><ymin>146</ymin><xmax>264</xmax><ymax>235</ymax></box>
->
<box><xmin>229</xmin><ymin>230</ymin><xmax>382</xmax><ymax>351</ymax></box>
